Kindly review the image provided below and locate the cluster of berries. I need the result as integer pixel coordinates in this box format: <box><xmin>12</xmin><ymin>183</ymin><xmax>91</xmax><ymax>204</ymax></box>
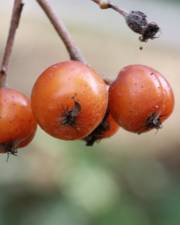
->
<box><xmin>0</xmin><ymin>60</ymin><xmax>174</xmax><ymax>154</ymax></box>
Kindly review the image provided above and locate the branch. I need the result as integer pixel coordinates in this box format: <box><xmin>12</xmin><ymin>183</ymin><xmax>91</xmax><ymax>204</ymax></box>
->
<box><xmin>36</xmin><ymin>0</ymin><xmax>86</xmax><ymax>64</ymax></box>
<box><xmin>0</xmin><ymin>0</ymin><xmax>24</xmax><ymax>87</ymax></box>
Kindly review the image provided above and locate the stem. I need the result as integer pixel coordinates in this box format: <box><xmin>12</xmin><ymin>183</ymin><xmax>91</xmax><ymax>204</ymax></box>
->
<box><xmin>91</xmin><ymin>0</ymin><xmax>128</xmax><ymax>17</ymax></box>
<box><xmin>109</xmin><ymin>4</ymin><xmax>128</xmax><ymax>17</ymax></box>
<box><xmin>0</xmin><ymin>0</ymin><xmax>24</xmax><ymax>87</ymax></box>
<box><xmin>36</xmin><ymin>0</ymin><xmax>86</xmax><ymax>64</ymax></box>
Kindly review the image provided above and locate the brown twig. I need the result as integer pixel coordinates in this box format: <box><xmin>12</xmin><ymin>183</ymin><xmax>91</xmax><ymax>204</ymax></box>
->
<box><xmin>91</xmin><ymin>0</ymin><xmax>128</xmax><ymax>17</ymax></box>
<box><xmin>0</xmin><ymin>0</ymin><xmax>24</xmax><ymax>87</ymax></box>
<box><xmin>36</xmin><ymin>0</ymin><xmax>86</xmax><ymax>64</ymax></box>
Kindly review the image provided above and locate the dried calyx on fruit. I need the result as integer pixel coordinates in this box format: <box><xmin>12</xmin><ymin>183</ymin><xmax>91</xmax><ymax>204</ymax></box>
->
<box><xmin>145</xmin><ymin>112</ymin><xmax>162</xmax><ymax>130</ymax></box>
<box><xmin>84</xmin><ymin>110</ymin><xmax>110</xmax><ymax>146</ymax></box>
<box><xmin>126</xmin><ymin>11</ymin><xmax>160</xmax><ymax>42</ymax></box>
<box><xmin>61</xmin><ymin>99</ymin><xmax>81</xmax><ymax>127</ymax></box>
<box><xmin>84</xmin><ymin>109</ymin><xmax>119</xmax><ymax>146</ymax></box>
<box><xmin>0</xmin><ymin>142</ymin><xmax>18</xmax><ymax>156</ymax></box>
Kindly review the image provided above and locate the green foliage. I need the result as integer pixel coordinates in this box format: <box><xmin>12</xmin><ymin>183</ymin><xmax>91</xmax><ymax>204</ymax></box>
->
<box><xmin>0</xmin><ymin>129</ymin><xmax>180</xmax><ymax>225</ymax></box>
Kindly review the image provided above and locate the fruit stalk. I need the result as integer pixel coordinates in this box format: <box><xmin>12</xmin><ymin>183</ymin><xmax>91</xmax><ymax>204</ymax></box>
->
<box><xmin>36</xmin><ymin>0</ymin><xmax>86</xmax><ymax>64</ymax></box>
<box><xmin>0</xmin><ymin>0</ymin><xmax>24</xmax><ymax>87</ymax></box>
<box><xmin>91</xmin><ymin>0</ymin><xmax>128</xmax><ymax>17</ymax></box>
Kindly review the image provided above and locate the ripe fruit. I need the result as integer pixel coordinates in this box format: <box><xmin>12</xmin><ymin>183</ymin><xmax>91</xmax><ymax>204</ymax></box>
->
<box><xmin>84</xmin><ymin>110</ymin><xmax>119</xmax><ymax>146</ymax></box>
<box><xmin>0</xmin><ymin>88</ymin><xmax>37</xmax><ymax>154</ymax></box>
<box><xmin>31</xmin><ymin>61</ymin><xmax>108</xmax><ymax>140</ymax></box>
<box><xmin>109</xmin><ymin>65</ymin><xmax>174</xmax><ymax>133</ymax></box>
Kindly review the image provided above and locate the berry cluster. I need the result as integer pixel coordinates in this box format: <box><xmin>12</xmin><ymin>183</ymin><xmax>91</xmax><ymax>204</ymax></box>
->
<box><xmin>0</xmin><ymin>0</ymin><xmax>175</xmax><ymax>155</ymax></box>
<box><xmin>0</xmin><ymin>61</ymin><xmax>174</xmax><ymax>154</ymax></box>
<box><xmin>30</xmin><ymin>61</ymin><xmax>174</xmax><ymax>147</ymax></box>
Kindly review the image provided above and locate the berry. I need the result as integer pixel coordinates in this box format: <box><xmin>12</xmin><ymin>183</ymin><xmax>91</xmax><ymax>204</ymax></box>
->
<box><xmin>0</xmin><ymin>88</ymin><xmax>37</xmax><ymax>154</ymax></box>
<box><xmin>109</xmin><ymin>65</ymin><xmax>174</xmax><ymax>133</ymax></box>
<box><xmin>31</xmin><ymin>61</ymin><xmax>108</xmax><ymax>140</ymax></box>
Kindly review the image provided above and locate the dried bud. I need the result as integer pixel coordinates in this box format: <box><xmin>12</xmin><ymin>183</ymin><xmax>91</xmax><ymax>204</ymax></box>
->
<box><xmin>140</xmin><ymin>22</ymin><xmax>160</xmax><ymax>42</ymax></box>
<box><xmin>126</xmin><ymin>11</ymin><xmax>147</xmax><ymax>34</ymax></box>
<box><xmin>126</xmin><ymin>11</ymin><xmax>160</xmax><ymax>42</ymax></box>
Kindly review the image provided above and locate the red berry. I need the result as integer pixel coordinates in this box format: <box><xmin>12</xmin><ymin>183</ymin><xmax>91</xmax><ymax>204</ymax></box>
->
<box><xmin>0</xmin><ymin>88</ymin><xmax>37</xmax><ymax>154</ymax></box>
<box><xmin>109</xmin><ymin>65</ymin><xmax>174</xmax><ymax>133</ymax></box>
<box><xmin>31</xmin><ymin>61</ymin><xmax>108</xmax><ymax>140</ymax></box>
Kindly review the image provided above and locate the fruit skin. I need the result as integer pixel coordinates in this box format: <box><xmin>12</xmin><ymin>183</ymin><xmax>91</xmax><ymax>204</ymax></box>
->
<box><xmin>101</xmin><ymin>112</ymin><xmax>119</xmax><ymax>138</ymax></box>
<box><xmin>84</xmin><ymin>110</ymin><xmax>119</xmax><ymax>146</ymax></box>
<box><xmin>18</xmin><ymin>126</ymin><xmax>37</xmax><ymax>148</ymax></box>
<box><xmin>109</xmin><ymin>65</ymin><xmax>174</xmax><ymax>133</ymax></box>
<box><xmin>0</xmin><ymin>88</ymin><xmax>37</xmax><ymax>153</ymax></box>
<box><xmin>31</xmin><ymin>61</ymin><xmax>108</xmax><ymax>140</ymax></box>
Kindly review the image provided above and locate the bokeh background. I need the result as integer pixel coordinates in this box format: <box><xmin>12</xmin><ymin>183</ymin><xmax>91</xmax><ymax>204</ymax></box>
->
<box><xmin>0</xmin><ymin>0</ymin><xmax>180</xmax><ymax>224</ymax></box>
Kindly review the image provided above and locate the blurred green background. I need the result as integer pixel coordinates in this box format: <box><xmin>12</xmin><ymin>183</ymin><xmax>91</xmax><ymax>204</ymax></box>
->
<box><xmin>0</xmin><ymin>1</ymin><xmax>180</xmax><ymax>225</ymax></box>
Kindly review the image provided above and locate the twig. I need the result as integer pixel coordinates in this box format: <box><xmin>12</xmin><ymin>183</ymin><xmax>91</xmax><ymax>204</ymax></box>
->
<box><xmin>0</xmin><ymin>0</ymin><xmax>24</xmax><ymax>87</ymax></box>
<box><xmin>91</xmin><ymin>0</ymin><xmax>128</xmax><ymax>17</ymax></box>
<box><xmin>36</xmin><ymin>0</ymin><xmax>86</xmax><ymax>64</ymax></box>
